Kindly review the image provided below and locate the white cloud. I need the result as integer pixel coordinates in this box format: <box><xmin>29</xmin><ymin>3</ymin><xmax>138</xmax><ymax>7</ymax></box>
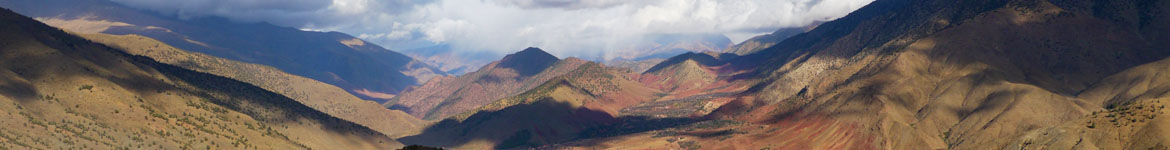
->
<box><xmin>110</xmin><ymin>0</ymin><xmax>873</xmax><ymax>60</ymax></box>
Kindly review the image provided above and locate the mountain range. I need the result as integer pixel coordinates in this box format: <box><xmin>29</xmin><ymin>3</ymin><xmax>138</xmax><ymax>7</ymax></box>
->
<box><xmin>391</xmin><ymin>0</ymin><xmax>1170</xmax><ymax>149</ymax></box>
<box><xmin>2</xmin><ymin>0</ymin><xmax>1169</xmax><ymax>149</ymax></box>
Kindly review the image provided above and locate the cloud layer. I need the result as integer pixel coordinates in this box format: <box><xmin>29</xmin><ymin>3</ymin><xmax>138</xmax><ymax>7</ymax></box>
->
<box><xmin>110</xmin><ymin>0</ymin><xmax>873</xmax><ymax>59</ymax></box>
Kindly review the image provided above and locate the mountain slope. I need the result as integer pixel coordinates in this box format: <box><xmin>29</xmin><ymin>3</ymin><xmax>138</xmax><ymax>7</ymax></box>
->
<box><xmin>0</xmin><ymin>8</ymin><xmax>399</xmax><ymax>149</ymax></box>
<box><xmin>399</xmin><ymin>62</ymin><xmax>663</xmax><ymax>149</ymax></box>
<box><xmin>388</xmin><ymin>47</ymin><xmax>590</xmax><ymax>120</ymax></box>
<box><xmin>0</xmin><ymin>0</ymin><xmax>445</xmax><ymax>101</ymax></box>
<box><xmin>77</xmin><ymin>33</ymin><xmax>423</xmax><ymax>138</ymax></box>
<box><xmin>701</xmin><ymin>0</ymin><xmax>1170</xmax><ymax>149</ymax></box>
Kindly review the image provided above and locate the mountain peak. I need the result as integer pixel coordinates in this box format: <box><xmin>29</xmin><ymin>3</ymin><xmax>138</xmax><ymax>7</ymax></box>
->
<box><xmin>496</xmin><ymin>47</ymin><xmax>560</xmax><ymax>76</ymax></box>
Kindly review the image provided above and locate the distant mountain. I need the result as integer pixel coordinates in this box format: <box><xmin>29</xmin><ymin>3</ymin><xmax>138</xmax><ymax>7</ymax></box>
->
<box><xmin>722</xmin><ymin>22</ymin><xmax>821</xmax><ymax>55</ymax></box>
<box><xmin>0</xmin><ymin>8</ymin><xmax>400</xmax><ymax>149</ymax></box>
<box><xmin>387</xmin><ymin>47</ymin><xmax>591</xmax><ymax>120</ymax></box>
<box><xmin>79</xmin><ymin>33</ymin><xmax>424</xmax><ymax>138</ymax></box>
<box><xmin>400</xmin><ymin>44</ymin><xmax>501</xmax><ymax>75</ymax></box>
<box><xmin>604</xmin><ymin>34</ymin><xmax>732</xmax><ymax>68</ymax></box>
<box><xmin>0</xmin><ymin>0</ymin><xmax>445</xmax><ymax>102</ymax></box>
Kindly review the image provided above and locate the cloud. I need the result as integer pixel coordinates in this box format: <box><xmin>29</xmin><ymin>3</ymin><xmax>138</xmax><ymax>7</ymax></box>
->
<box><xmin>109</xmin><ymin>0</ymin><xmax>873</xmax><ymax>60</ymax></box>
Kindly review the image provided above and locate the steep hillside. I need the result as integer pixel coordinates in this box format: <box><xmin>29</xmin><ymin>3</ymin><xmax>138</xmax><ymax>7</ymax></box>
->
<box><xmin>387</xmin><ymin>47</ymin><xmax>588</xmax><ymax>120</ymax></box>
<box><xmin>78</xmin><ymin>33</ymin><xmax>423</xmax><ymax>138</ymax></box>
<box><xmin>640</xmin><ymin>52</ymin><xmax>726</xmax><ymax>92</ymax></box>
<box><xmin>700</xmin><ymin>0</ymin><xmax>1170</xmax><ymax>149</ymax></box>
<box><xmin>399</xmin><ymin>63</ymin><xmax>663</xmax><ymax>149</ymax></box>
<box><xmin>1012</xmin><ymin>56</ymin><xmax>1170</xmax><ymax>149</ymax></box>
<box><xmin>0</xmin><ymin>0</ymin><xmax>445</xmax><ymax>102</ymax></box>
<box><xmin>0</xmin><ymin>8</ymin><xmax>399</xmax><ymax>149</ymax></box>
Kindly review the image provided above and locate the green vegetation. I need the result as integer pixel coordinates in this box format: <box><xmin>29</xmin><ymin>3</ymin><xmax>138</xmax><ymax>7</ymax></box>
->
<box><xmin>78</xmin><ymin>85</ymin><xmax>94</xmax><ymax>91</ymax></box>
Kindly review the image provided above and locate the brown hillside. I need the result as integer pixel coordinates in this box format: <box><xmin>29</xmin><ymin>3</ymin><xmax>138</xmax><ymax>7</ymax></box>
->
<box><xmin>702</xmin><ymin>0</ymin><xmax>1170</xmax><ymax>149</ymax></box>
<box><xmin>0</xmin><ymin>0</ymin><xmax>446</xmax><ymax>102</ymax></box>
<box><xmin>399</xmin><ymin>62</ymin><xmax>663</xmax><ymax>149</ymax></box>
<box><xmin>0</xmin><ymin>8</ymin><xmax>399</xmax><ymax>149</ymax></box>
<box><xmin>388</xmin><ymin>48</ymin><xmax>590</xmax><ymax>120</ymax></box>
<box><xmin>77</xmin><ymin>33</ymin><xmax>424</xmax><ymax>138</ymax></box>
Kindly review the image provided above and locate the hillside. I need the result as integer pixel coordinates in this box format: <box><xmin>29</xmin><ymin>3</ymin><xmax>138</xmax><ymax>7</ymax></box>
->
<box><xmin>700</xmin><ymin>0</ymin><xmax>1170</xmax><ymax>149</ymax></box>
<box><xmin>77</xmin><ymin>33</ymin><xmax>423</xmax><ymax>138</ymax></box>
<box><xmin>0</xmin><ymin>8</ymin><xmax>399</xmax><ymax>149</ymax></box>
<box><xmin>387</xmin><ymin>47</ymin><xmax>590</xmax><ymax>120</ymax></box>
<box><xmin>399</xmin><ymin>62</ymin><xmax>662</xmax><ymax>149</ymax></box>
<box><xmin>0</xmin><ymin>0</ymin><xmax>445</xmax><ymax>102</ymax></box>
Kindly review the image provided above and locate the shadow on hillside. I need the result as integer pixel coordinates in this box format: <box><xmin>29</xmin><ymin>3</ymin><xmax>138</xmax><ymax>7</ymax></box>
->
<box><xmin>398</xmin><ymin>99</ymin><xmax>701</xmax><ymax>149</ymax></box>
<box><xmin>0</xmin><ymin>8</ymin><xmax>393</xmax><ymax>142</ymax></box>
<box><xmin>643</xmin><ymin>52</ymin><xmax>727</xmax><ymax>74</ymax></box>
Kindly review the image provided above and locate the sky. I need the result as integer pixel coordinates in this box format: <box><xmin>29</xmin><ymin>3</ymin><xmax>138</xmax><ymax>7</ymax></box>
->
<box><xmin>109</xmin><ymin>0</ymin><xmax>874</xmax><ymax>59</ymax></box>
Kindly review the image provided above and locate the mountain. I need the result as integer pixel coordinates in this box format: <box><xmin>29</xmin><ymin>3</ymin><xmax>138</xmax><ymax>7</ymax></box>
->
<box><xmin>0</xmin><ymin>0</ymin><xmax>445</xmax><ymax>102</ymax></box>
<box><xmin>400</xmin><ymin>44</ymin><xmax>501</xmax><ymax>75</ymax></box>
<box><xmin>698</xmin><ymin>0</ymin><xmax>1170</xmax><ymax>149</ymax></box>
<box><xmin>77</xmin><ymin>33</ymin><xmax>424</xmax><ymax>138</ymax></box>
<box><xmin>387</xmin><ymin>47</ymin><xmax>590</xmax><ymax>120</ymax></box>
<box><xmin>399</xmin><ymin>62</ymin><xmax>663</xmax><ymax>149</ymax></box>
<box><xmin>398</xmin><ymin>0</ymin><xmax>1170</xmax><ymax>149</ymax></box>
<box><xmin>0</xmin><ymin>8</ymin><xmax>400</xmax><ymax>149</ymax></box>
<box><xmin>722</xmin><ymin>22</ymin><xmax>822</xmax><ymax>55</ymax></box>
<box><xmin>603</xmin><ymin>33</ymin><xmax>732</xmax><ymax>70</ymax></box>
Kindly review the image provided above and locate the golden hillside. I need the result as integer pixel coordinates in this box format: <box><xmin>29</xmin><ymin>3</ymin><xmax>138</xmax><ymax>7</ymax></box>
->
<box><xmin>0</xmin><ymin>8</ymin><xmax>400</xmax><ymax>149</ymax></box>
<box><xmin>77</xmin><ymin>33</ymin><xmax>424</xmax><ymax>138</ymax></box>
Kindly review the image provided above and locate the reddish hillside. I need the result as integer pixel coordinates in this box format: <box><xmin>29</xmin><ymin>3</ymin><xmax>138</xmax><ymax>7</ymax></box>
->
<box><xmin>387</xmin><ymin>48</ymin><xmax>590</xmax><ymax>120</ymax></box>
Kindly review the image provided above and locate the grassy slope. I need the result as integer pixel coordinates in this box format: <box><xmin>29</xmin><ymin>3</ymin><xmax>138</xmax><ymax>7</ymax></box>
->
<box><xmin>78</xmin><ymin>33</ymin><xmax>424</xmax><ymax>138</ymax></box>
<box><xmin>0</xmin><ymin>8</ymin><xmax>400</xmax><ymax>149</ymax></box>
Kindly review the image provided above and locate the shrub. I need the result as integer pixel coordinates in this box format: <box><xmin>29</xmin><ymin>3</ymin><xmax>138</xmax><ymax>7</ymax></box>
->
<box><xmin>79</xmin><ymin>85</ymin><xmax>94</xmax><ymax>90</ymax></box>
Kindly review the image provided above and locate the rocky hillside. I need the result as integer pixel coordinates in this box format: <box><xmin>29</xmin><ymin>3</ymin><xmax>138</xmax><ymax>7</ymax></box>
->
<box><xmin>0</xmin><ymin>0</ymin><xmax>445</xmax><ymax>102</ymax></box>
<box><xmin>0</xmin><ymin>8</ymin><xmax>400</xmax><ymax>149</ymax></box>
<box><xmin>78</xmin><ymin>33</ymin><xmax>423</xmax><ymax>138</ymax></box>
<box><xmin>703</xmin><ymin>0</ymin><xmax>1170</xmax><ymax>149</ymax></box>
<box><xmin>387</xmin><ymin>47</ymin><xmax>589</xmax><ymax>120</ymax></box>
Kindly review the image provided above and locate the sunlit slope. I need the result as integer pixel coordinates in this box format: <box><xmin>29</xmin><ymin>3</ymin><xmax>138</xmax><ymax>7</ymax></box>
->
<box><xmin>0</xmin><ymin>8</ymin><xmax>400</xmax><ymax>149</ymax></box>
<box><xmin>78</xmin><ymin>33</ymin><xmax>424</xmax><ymax>138</ymax></box>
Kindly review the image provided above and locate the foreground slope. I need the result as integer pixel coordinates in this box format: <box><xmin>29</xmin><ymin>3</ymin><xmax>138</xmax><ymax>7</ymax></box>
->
<box><xmin>388</xmin><ymin>48</ymin><xmax>590</xmax><ymax>120</ymax></box>
<box><xmin>79</xmin><ymin>33</ymin><xmax>423</xmax><ymax>137</ymax></box>
<box><xmin>700</xmin><ymin>0</ymin><xmax>1170</xmax><ymax>149</ymax></box>
<box><xmin>0</xmin><ymin>8</ymin><xmax>399</xmax><ymax>149</ymax></box>
<box><xmin>0</xmin><ymin>0</ymin><xmax>445</xmax><ymax>101</ymax></box>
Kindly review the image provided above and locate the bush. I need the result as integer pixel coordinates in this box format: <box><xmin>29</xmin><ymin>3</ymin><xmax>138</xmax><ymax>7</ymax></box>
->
<box><xmin>79</xmin><ymin>85</ymin><xmax>94</xmax><ymax>90</ymax></box>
